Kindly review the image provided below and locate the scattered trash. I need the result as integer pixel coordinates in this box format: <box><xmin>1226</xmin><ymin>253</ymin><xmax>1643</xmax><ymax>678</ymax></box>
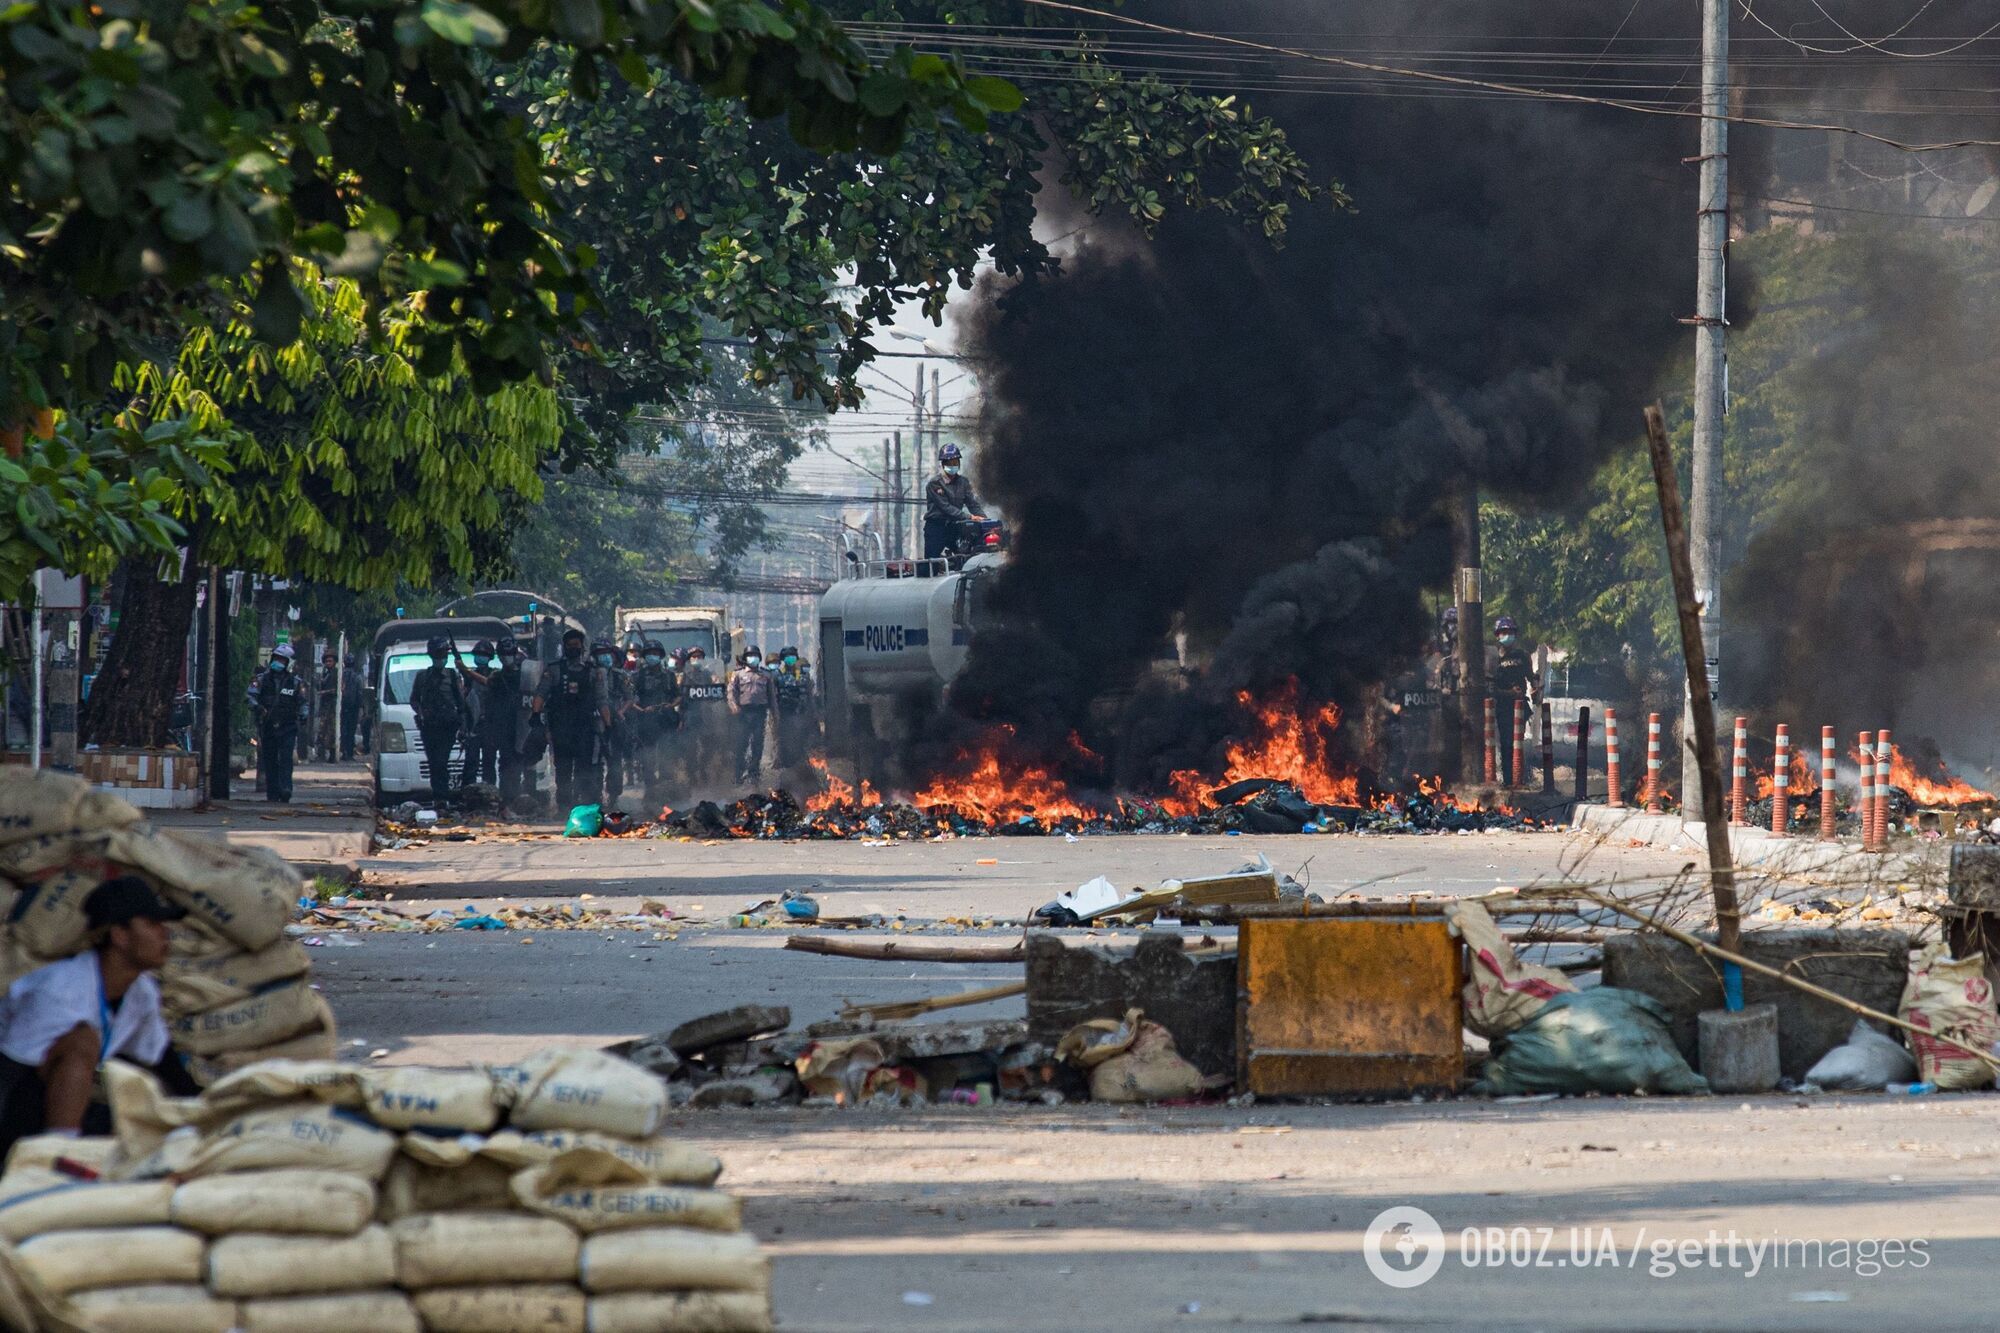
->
<box><xmin>1447</xmin><ymin>900</ymin><xmax>1575</xmax><ymax>1039</ymax></box>
<box><xmin>1801</xmin><ymin>1020</ymin><xmax>1917</xmax><ymax>1092</ymax></box>
<box><xmin>563</xmin><ymin>804</ymin><xmax>605</xmax><ymax>838</ymax></box>
<box><xmin>1057</xmin><ymin>1008</ymin><xmax>1203</xmax><ymax>1103</ymax></box>
<box><xmin>1898</xmin><ymin>943</ymin><xmax>2000</xmax><ymax>1089</ymax></box>
<box><xmin>453</xmin><ymin>915</ymin><xmax>507</xmax><ymax>931</ymax></box>
<box><xmin>1475</xmin><ymin>989</ymin><xmax>1710</xmax><ymax>1097</ymax></box>
<box><xmin>1034</xmin><ymin>876</ymin><xmax>1127</xmax><ymax>926</ymax></box>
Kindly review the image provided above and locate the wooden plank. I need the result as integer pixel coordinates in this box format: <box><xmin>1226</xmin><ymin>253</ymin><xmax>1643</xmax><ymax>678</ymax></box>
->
<box><xmin>784</xmin><ymin>935</ymin><xmax>1025</xmax><ymax>963</ymax></box>
<box><xmin>1237</xmin><ymin>918</ymin><xmax>1463</xmax><ymax>1097</ymax></box>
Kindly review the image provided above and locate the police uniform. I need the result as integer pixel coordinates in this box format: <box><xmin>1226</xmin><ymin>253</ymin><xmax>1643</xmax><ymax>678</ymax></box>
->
<box><xmin>603</xmin><ymin>657</ymin><xmax>634</xmax><ymax>809</ymax></box>
<box><xmin>248</xmin><ymin>663</ymin><xmax>304</xmax><ymax>801</ymax></box>
<box><xmin>537</xmin><ymin>652</ymin><xmax>608</xmax><ymax>809</ymax></box>
<box><xmin>486</xmin><ymin>654</ymin><xmax>533</xmax><ymax>806</ymax></box>
<box><xmin>772</xmin><ymin>660</ymin><xmax>815</xmax><ymax>771</ymax></box>
<box><xmin>629</xmin><ymin>656</ymin><xmax>683</xmax><ymax>794</ymax></box>
<box><xmin>923</xmin><ymin>471</ymin><xmax>983</xmax><ymax>560</ymax></box>
<box><xmin>410</xmin><ymin>661</ymin><xmax>468</xmax><ymax>803</ymax></box>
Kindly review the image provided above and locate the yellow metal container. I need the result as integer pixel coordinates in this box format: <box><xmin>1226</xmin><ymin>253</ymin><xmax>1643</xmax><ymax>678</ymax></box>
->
<box><xmin>1236</xmin><ymin>916</ymin><xmax>1463</xmax><ymax>1097</ymax></box>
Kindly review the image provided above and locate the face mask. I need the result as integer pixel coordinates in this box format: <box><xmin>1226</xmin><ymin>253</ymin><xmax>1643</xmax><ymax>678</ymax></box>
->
<box><xmin>271</xmin><ymin>659</ymin><xmax>287</xmax><ymax>672</ymax></box>
<box><xmin>596</xmin><ymin>653</ymin><xmax>613</xmax><ymax>667</ymax></box>
<box><xmin>746</xmin><ymin>657</ymin><xmax>761</xmax><ymax>668</ymax></box>
<box><xmin>645</xmin><ymin>654</ymin><xmax>664</xmax><ymax>666</ymax></box>
<box><xmin>783</xmin><ymin>657</ymin><xmax>797</xmax><ymax>667</ymax></box>
<box><xmin>1497</xmin><ymin>633</ymin><xmax>1516</xmax><ymax>645</ymax></box>
<box><xmin>944</xmin><ymin>463</ymin><xmax>960</xmax><ymax>476</ymax></box>
<box><xmin>563</xmin><ymin>644</ymin><xmax>583</xmax><ymax>659</ymax></box>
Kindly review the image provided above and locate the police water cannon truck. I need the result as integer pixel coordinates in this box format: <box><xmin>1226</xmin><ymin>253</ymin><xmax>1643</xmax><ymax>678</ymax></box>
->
<box><xmin>816</xmin><ymin>535</ymin><xmax>1002</xmax><ymax>778</ymax></box>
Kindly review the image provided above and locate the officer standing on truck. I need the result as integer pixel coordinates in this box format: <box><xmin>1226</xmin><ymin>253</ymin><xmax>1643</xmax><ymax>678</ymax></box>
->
<box><xmin>594</xmin><ymin>639</ymin><xmax>633</xmax><ymax>810</ymax></box>
<box><xmin>486</xmin><ymin>639</ymin><xmax>534</xmax><ymax>808</ymax></box>
<box><xmin>771</xmin><ymin>646</ymin><xmax>815</xmax><ymax>774</ymax></box>
<box><xmin>410</xmin><ymin>636</ymin><xmax>470</xmax><ymax>806</ymax></box>
<box><xmin>629</xmin><ymin>641</ymin><xmax>681</xmax><ymax>799</ymax></box>
<box><xmin>923</xmin><ymin>443</ymin><xmax>986</xmax><ymax>561</ymax></box>
<box><xmin>247</xmin><ymin>644</ymin><xmax>304</xmax><ymax>802</ymax></box>
<box><xmin>533</xmin><ymin>627</ymin><xmax>610</xmax><ymax>811</ymax></box>
<box><xmin>727</xmin><ymin>645</ymin><xmax>776</xmax><ymax>786</ymax></box>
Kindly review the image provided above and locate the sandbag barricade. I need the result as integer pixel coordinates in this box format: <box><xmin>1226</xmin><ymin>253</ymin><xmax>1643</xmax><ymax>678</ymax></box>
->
<box><xmin>0</xmin><ymin>769</ymin><xmax>330</xmax><ymax>1085</ymax></box>
<box><xmin>0</xmin><ymin>1047</ymin><xmax>768</xmax><ymax>1333</ymax></box>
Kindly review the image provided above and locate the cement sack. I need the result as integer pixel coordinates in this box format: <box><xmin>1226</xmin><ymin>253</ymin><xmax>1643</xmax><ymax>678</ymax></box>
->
<box><xmin>239</xmin><ymin>1290</ymin><xmax>421</xmax><ymax>1333</ymax></box>
<box><xmin>489</xmin><ymin>1049</ymin><xmax>669</xmax><ymax>1138</ymax></box>
<box><xmin>1087</xmin><ymin>1019</ymin><xmax>1203</xmax><ymax>1104</ymax></box>
<box><xmin>587</xmin><ymin>1291</ymin><xmax>774</xmax><ymax>1333</ymax></box>
<box><xmin>15</xmin><ymin>1226</ymin><xmax>205</xmax><ymax>1295</ymax></box>
<box><xmin>176</xmin><ymin>1102</ymin><xmax>398</xmax><ymax>1181</ymax></box>
<box><xmin>5</xmin><ymin>1134</ymin><xmax>118</xmax><ymax>1176</ymax></box>
<box><xmin>171</xmin><ymin>1169</ymin><xmax>375</xmax><ymax>1235</ymax></box>
<box><xmin>1898</xmin><ymin>944</ymin><xmax>2000</xmax><ymax>1090</ymax></box>
<box><xmin>1</xmin><ymin>835</ymin><xmax>116</xmax><ymax>960</ymax></box>
<box><xmin>1474</xmin><ymin>988</ymin><xmax>1710</xmax><ymax>1097</ymax></box>
<box><xmin>0</xmin><ymin>768</ymin><xmax>139</xmax><ymax>847</ymax></box>
<box><xmin>512</xmin><ymin>1150</ymin><xmax>743</xmax><ymax>1234</ymax></box>
<box><xmin>478</xmin><ymin>1130</ymin><xmax>722</xmax><ymax>1187</ymax></box>
<box><xmin>1053</xmin><ymin>1011</ymin><xmax>1138</xmax><ymax>1070</ymax></box>
<box><xmin>355</xmin><ymin>1066</ymin><xmax>501</xmax><ymax>1133</ymax></box>
<box><xmin>391</xmin><ymin>1211</ymin><xmax>581</xmax><ymax>1287</ymax></box>
<box><xmin>0</xmin><ymin>1244</ymin><xmax>53</xmax><ymax>1333</ymax></box>
<box><xmin>578</xmin><ymin>1230</ymin><xmax>767</xmax><ymax>1294</ymax></box>
<box><xmin>185</xmin><ymin>1027</ymin><xmax>338</xmax><ymax>1087</ymax></box>
<box><xmin>67</xmin><ymin>1284</ymin><xmax>238</xmax><ymax>1333</ymax></box>
<box><xmin>377</xmin><ymin>1154</ymin><xmax>516</xmax><ymax>1221</ymax></box>
<box><xmin>206</xmin><ymin>1224</ymin><xmax>394</xmax><ymax>1298</ymax></box>
<box><xmin>160</xmin><ymin>935</ymin><xmax>311</xmax><ymax>1017</ymax></box>
<box><xmin>0</xmin><ymin>1168</ymin><xmax>68</xmax><ymax>1206</ymax></box>
<box><xmin>0</xmin><ymin>1178</ymin><xmax>172</xmax><ymax>1242</ymax></box>
<box><xmin>1445</xmin><ymin>900</ymin><xmax>1576</xmax><ymax>1038</ymax></box>
<box><xmin>169</xmin><ymin>979</ymin><xmax>326</xmax><ymax>1057</ymax></box>
<box><xmin>412</xmin><ymin>1285</ymin><xmax>587</xmax><ymax>1333</ymax></box>
<box><xmin>109</xmin><ymin>828</ymin><xmax>297</xmax><ymax>951</ymax></box>
<box><xmin>196</xmin><ymin>1059</ymin><xmax>359</xmax><ymax>1120</ymax></box>
<box><xmin>103</xmin><ymin>1059</ymin><xmax>206</xmax><ymax>1161</ymax></box>
<box><xmin>1802</xmin><ymin>1018</ymin><xmax>1918</xmax><ymax>1092</ymax></box>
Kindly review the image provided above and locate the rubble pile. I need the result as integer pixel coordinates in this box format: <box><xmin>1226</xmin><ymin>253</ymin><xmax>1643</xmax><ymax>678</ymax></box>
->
<box><xmin>646</xmin><ymin>779</ymin><xmax>1540</xmax><ymax>843</ymax></box>
<box><xmin>0</xmin><ymin>770</ymin><xmax>332</xmax><ymax>1085</ymax></box>
<box><xmin>0</xmin><ymin>1048</ymin><xmax>771</xmax><ymax>1333</ymax></box>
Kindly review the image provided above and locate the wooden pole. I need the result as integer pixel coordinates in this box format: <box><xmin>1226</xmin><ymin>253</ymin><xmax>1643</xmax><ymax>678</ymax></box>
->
<box><xmin>1643</xmin><ymin>404</ymin><xmax>1740</xmax><ymax>956</ymax></box>
<box><xmin>785</xmin><ymin>936</ymin><xmax>1024</xmax><ymax>964</ymax></box>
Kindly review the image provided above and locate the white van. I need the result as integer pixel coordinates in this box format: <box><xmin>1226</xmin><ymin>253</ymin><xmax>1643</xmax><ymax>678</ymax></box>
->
<box><xmin>370</xmin><ymin>616</ymin><xmax>533</xmax><ymax>806</ymax></box>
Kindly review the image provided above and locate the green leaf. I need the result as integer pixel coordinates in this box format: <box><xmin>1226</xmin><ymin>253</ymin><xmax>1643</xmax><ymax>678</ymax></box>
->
<box><xmin>162</xmin><ymin>192</ymin><xmax>214</xmax><ymax>243</ymax></box>
<box><xmin>419</xmin><ymin>0</ymin><xmax>509</xmax><ymax>49</ymax></box>
<box><xmin>322</xmin><ymin>230</ymin><xmax>386</xmax><ymax>277</ymax></box>
<box><xmin>250</xmin><ymin>267</ymin><xmax>305</xmax><ymax>345</ymax></box>
<box><xmin>964</xmin><ymin>75</ymin><xmax>1024</xmax><ymax>114</ymax></box>
<box><xmin>555</xmin><ymin>0</ymin><xmax>605</xmax><ymax>47</ymax></box>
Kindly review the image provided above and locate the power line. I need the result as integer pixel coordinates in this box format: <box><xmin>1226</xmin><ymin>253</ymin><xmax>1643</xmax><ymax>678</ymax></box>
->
<box><xmin>1012</xmin><ymin>0</ymin><xmax>2000</xmax><ymax>151</ymax></box>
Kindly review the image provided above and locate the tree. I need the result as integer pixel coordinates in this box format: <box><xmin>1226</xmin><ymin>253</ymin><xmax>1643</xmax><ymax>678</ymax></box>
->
<box><xmin>1</xmin><ymin>0</ymin><xmax>1015</xmax><ymax>427</ymax></box>
<box><xmin>80</xmin><ymin>273</ymin><xmax>561</xmax><ymax>747</ymax></box>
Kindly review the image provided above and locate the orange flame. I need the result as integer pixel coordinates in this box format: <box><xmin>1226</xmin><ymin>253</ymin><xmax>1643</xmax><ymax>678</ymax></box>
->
<box><xmin>913</xmin><ymin>726</ymin><xmax>1099</xmax><ymax>823</ymax></box>
<box><xmin>1889</xmin><ymin>748</ymin><xmax>1996</xmax><ymax>807</ymax></box>
<box><xmin>804</xmin><ymin>757</ymin><xmax>879</xmax><ymax>811</ymax></box>
<box><xmin>1163</xmin><ymin>681</ymin><xmax>1358</xmax><ymax>814</ymax></box>
<box><xmin>1752</xmin><ymin>751</ymin><xmax>1817</xmax><ymax>801</ymax></box>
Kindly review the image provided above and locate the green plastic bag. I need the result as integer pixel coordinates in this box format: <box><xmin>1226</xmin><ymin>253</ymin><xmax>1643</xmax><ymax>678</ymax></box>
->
<box><xmin>1474</xmin><ymin>988</ymin><xmax>1710</xmax><ymax>1097</ymax></box>
<box><xmin>563</xmin><ymin>804</ymin><xmax>604</xmax><ymax>838</ymax></box>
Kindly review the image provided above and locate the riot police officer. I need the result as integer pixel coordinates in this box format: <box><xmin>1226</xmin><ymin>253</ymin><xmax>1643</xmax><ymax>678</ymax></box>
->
<box><xmin>410</xmin><ymin>636</ymin><xmax>470</xmax><ymax>805</ymax></box>
<box><xmin>456</xmin><ymin>639</ymin><xmax>497</xmax><ymax>790</ymax></box>
<box><xmin>486</xmin><ymin>639</ymin><xmax>534</xmax><ymax>808</ymax></box>
<box><xmin>771</xmin><ymin>646</ymin><xmax>815</xmax><ymax>772</ymax></box>
<box><xmin>923</xmin><ymin>443</ymin><xmax>986</xmax><ymax>561</ymax></box>
<box><xmin>248</xmin><ymin>644</ymin><xmax>304</xmax><ymax>802</ymax></box>
<box><xmin>727</xmin><ymin>645</ymin><xmax>776</xmax><ymax>786</ymax></box>
<box><xmin>628</xmin><ymin>640</ymin><xmax>682</xmax><ymax>797</ymax></box>
<box><xmin>595</xmin><ymin>639</ymin><xmax>633</xmax><ymax>810</ymax></box>
<box><xmin>532</xmin><ymin>628</ymin><xmax>610</xmax><ymax>810</ymax></box>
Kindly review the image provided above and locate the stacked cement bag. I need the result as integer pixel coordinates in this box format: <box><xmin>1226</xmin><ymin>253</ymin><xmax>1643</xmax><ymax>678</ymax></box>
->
<box><xmin>0</xmin><ymin>769</ymin><xmax>330</xmax><ymax>1082</ymax></box>
<box><xmin>0</xmin><ymin>1047</ymin><xmax>772</xmax><ymax>1333</ymax></box>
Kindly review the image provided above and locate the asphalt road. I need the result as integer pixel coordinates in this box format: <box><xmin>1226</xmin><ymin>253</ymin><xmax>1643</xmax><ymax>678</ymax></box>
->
<box><xmin>307</xmin><ymin>803</ymin><xmax>2000</xmax><ymax>1331</ymax></box>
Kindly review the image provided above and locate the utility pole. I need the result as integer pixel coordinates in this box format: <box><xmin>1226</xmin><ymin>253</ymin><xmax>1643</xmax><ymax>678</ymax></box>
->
<box><xmin>1686</xmin><ymin>0</ymin><xmax>1729</xmax><ymax>802</ymax></box>
<box><xmin>1450</xmin><ymin>481</ymin><xmax>1484</xmax><ymax>784</ymax></box>
<box><xmin>892</xmin><ymin>429</ymin><xmax>905</xmax><ymax>561</ymax></box>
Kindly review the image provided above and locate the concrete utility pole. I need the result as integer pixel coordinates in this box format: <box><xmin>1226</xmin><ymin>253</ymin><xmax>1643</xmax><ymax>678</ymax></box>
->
<box><xmin>1686</xmin><ymin>0</ymin><xmax>1729</xmax><ymax>801</ymax></box>
<box><xmin>1450</xmin><ymin>481</ymin><xmax>1484</xmax><ymax>784</ymax></box>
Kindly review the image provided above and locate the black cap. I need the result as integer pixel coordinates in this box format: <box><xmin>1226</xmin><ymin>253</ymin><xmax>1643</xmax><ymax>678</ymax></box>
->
<box><xmin>85</xmin><ymin>876</ymin><xmax>187</xmax><ymax>930</ymax></box>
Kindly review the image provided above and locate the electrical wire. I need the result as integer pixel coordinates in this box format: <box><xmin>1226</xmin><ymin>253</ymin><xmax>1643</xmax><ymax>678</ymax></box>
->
<box><xmin>982</xmin><ymin>2</ymin><xmax>2000</xmax><ymax>148</ymax></box>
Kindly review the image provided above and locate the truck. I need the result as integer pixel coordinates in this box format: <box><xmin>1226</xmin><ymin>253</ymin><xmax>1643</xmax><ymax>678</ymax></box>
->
<box><xmin>614</xmin><ymin>604</ymin><xmax>745</xmax><ymax>716</ymax></box>
<box><xmin>816</xmin><ymin>549</ymin><xmax>1001</xmax><ymax>780</ymax></box>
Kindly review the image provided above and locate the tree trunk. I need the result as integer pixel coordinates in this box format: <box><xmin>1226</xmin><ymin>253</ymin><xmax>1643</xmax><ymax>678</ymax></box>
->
<box><xmin>80</xmin><ymin>556</ymin><xmax>201</xmax><ymax>749</ymax></box>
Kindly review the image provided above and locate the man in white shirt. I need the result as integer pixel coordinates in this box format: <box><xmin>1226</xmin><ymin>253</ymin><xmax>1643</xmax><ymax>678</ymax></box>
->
<box><xmin>0</xmin><ymin>876</ymin><xmax>192</xmax><ymax>1152</ymax></box>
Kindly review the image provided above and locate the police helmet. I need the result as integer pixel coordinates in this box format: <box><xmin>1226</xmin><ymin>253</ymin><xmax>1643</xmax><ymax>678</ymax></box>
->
<box><xmin>778</xmin><ymin>646</ymin><xmax>799</xmax><ymax>661</ymax></box>
<box><xmin>496</xmin><ymin>638</ymin><xmax>520</xmax><ymax>657</ymax></box>
<box><xmin>561</xmin><ymin>627</ymin><xmax>586</xmax><ymax>645</ymax></box>
<box><xmin>742</xmin><ymin>645</ymin><xmax>763</xmax><ymax>663</ymax></box>
<box><xmin>472</xmin><ymin>639</ymin><xmax>494</xmax><ymax>657</ymax></box>
<box><xmin>938</xmin><ymin>442</ymin><xmax>962</xmax><ymax>467</ymax></box>
<box><xmin>426</xmin><ymin>636</ymin><xmax>450</xmax><ymax>656</ymax></box>
<box><xmin>1493</xmin><ymin>615</ymin><xmax>1519</xmax><ymax>636</ymax></box>
<box><xmin>641</xmin><ymin>640</ymin><xmax>665</xmax><ymax>658</ymax></box>
<box><xmin>272</xmin><ymin>643</ymin><xmax>295</xmax><ymax>660</ymax></box>
<box><xmin>590</xmin><ymin>640</ymin><xmax>615</xmax><ymax>657</ymax></box>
